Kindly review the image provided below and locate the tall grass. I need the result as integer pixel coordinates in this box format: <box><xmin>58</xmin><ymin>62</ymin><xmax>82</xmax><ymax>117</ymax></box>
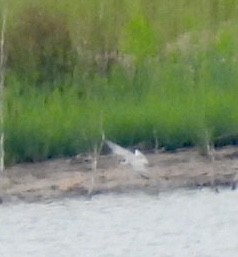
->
<box><xmin>2</xmin><ymin>0</ymin><xmax>238</xmax><ymax>164</ymax></box>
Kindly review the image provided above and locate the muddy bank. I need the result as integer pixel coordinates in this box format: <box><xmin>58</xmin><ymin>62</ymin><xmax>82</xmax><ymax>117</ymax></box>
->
<box><xmin>0</xmin><ymin>146</ymin><xmax>238</xmax><ymax>203</ymax></box>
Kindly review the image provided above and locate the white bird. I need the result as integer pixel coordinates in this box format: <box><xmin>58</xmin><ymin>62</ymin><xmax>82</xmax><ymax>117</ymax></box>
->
<box><xmin>105</xmin><ymin>140</ymin><xmax>150</xmax><ymax>179</ymax></box>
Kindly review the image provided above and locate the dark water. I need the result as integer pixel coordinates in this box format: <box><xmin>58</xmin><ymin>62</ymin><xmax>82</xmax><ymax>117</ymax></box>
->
<box><xmin>0</xmin><ymin>189</ymin><xmax>237</xmax><ymax>257</ymax></box>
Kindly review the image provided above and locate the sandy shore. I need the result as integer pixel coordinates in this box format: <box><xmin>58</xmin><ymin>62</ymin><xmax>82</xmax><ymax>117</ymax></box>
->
<box><xmin>0</xmin><ymin>146</ymin><xmax>238</xmax><ymax>203</ymax></box>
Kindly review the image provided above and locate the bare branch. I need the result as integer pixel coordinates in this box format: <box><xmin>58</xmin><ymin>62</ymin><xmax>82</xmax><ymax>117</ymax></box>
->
<box><xmin>0</xmin><ymin>9</ymin><xmax>6</xmax><ymax>173</ymax></box>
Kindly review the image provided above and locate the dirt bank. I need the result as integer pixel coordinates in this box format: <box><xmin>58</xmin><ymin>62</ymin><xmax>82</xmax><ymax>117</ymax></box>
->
<box><xmin>0</xmin><ymin>146</ymin><xmax>238</xmax><ymax>203</ymax></box>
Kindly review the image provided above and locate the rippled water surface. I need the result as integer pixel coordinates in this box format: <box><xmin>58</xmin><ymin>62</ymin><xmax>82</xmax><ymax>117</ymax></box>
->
<box><xmin>0</xmin><ymin>189</ymin><xmax>238</xmax><ymax>257</ymax></box>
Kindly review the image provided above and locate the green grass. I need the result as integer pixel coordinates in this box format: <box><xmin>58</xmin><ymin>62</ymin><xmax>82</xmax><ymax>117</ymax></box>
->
<box><xmin>2</xmin><ymin>0</ymin><xmax>238</xmax><ymax>164</ymax></box>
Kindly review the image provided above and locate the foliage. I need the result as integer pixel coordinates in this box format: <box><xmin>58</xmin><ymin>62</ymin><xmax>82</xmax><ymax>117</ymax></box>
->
<box><xmin>2</xmin><ymin>0</ymin><xmax>238</xmax><ymax>164</ymax></box>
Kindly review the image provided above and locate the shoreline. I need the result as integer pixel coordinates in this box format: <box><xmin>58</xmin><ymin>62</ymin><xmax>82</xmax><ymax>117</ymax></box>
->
<box><xmin>0</xmin><ymin>146</ymin><xmax>238</xmax><ymax>204</ymax></box>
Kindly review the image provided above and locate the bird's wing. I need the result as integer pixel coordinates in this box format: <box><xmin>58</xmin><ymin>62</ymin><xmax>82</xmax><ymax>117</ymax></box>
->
<box><xmin>106</xmin><ymin>140</ymin><xmax>150</xmax><ymax>179</ymax></box>
<box><xmin>105</xmin><ymin>140</ymin><xmax>134</xmax><ymax>160</ymax></box>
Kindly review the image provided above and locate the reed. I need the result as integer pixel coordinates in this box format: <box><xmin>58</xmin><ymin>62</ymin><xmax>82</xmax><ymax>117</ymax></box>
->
<box><xmin>0</xmin><ymin>8</ymin><xmax>6</xmax><ymax>171</ymax></box>
<box><xmin>3</xmin><ymin>0</ymin><xmax>238</xmax><ymax>164</ymax></box>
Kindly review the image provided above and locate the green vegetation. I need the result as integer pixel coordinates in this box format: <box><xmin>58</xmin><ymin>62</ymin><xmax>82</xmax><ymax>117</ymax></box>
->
<box><xmin>2</xmin><ymin>0</ymin><xmax>238</xmax><ymax>164</ymax></box>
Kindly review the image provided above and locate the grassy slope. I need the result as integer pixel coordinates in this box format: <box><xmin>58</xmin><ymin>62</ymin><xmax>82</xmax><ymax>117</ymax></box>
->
<box><xmin>3</xmin><ymin>0</ymin><xmax>238</xmax><ymax>164</ymax></box>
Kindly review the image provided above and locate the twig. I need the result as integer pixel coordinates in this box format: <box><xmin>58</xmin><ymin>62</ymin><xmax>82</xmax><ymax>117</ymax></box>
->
<box><xmin>153</xmin><ymin>128</ymin><xmax>159</xmax><ymax>154</ymax></box>
<box><xmin>207</xmin><ymin>142</ymin><xmax>219</xmax><ymax>192</ymax></box>
<box><xmin>206</xmin><ymin>140</ymin><xmax>218</xmax><ymax>192</ymax></box>
<box><xmin>87</xmin><ymin>130</ymin><xmax>105</xmax><ymax>197</ymax></box>
<box><xmin>87</xmin><ymin>146</ymin><xmax>97</xmax><ymax>197</ymax></box>
<box><xmin>0</xmin><ymin>10</ymin><xmax>6</xmax><ymax>173</ymax></box>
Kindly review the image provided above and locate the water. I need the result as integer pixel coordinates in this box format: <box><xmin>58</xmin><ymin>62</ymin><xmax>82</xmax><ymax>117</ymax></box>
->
<box><xmin>0</xmin><ymin>189</ymin><xmax>238</xmax><ymax>257</ymax></box>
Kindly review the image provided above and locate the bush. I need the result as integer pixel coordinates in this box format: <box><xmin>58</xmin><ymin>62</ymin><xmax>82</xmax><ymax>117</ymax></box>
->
<box><xmin>7</xmin><ymin>6</ymin><xmax>75</xmax><ymax>86</ymax></box>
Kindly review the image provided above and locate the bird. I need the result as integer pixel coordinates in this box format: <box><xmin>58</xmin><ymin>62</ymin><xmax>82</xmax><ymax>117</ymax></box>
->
<box><xmin>105</xmin><ymin>140</ymin><xmax>150</xmax><ymax>179</ymax></box>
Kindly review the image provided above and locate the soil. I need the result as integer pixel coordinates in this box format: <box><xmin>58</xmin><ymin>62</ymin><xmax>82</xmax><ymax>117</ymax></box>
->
<box><xmin>1</xmin><ymin>146</ymin><xmax>238</xmax><ymax>203</ymax></box>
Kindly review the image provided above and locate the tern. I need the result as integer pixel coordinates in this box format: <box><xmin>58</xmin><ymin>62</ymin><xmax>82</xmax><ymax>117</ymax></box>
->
<box><xmin>105</xmin><ymin>140</ymin><xmax>150</xmax><ymax>179</ymax></box>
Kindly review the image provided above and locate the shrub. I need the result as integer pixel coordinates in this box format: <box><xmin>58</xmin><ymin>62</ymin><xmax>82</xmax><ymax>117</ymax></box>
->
<box><xmin>7</xmin><ymin>6</ymin><xmax>75</xmax><ymax>87</ymax></box>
